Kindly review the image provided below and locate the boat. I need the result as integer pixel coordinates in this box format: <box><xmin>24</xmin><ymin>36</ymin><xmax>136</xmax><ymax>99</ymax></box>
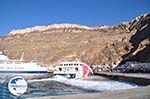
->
<box><xmin>53</xmin><ymin>61</ymin><xmax>93</xmax><ymax>79</ymax></box>
<box><xmin>0</xmin><ymin>51</ymin><xmax>49</xmax><ymax>79</ymax></box>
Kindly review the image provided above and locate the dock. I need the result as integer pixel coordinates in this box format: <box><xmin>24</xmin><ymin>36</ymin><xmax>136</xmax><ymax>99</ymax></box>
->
<box><xmin>95</xmin><ymin>72</ymin><xmax>150</xmax><ymax>85</ymax></box>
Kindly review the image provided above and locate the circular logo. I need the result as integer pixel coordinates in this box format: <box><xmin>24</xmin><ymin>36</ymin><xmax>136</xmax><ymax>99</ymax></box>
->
<box><xmin>8</xmin><ymin>76</ymin><xmax>28</xmax><ymax>96</ymax></box>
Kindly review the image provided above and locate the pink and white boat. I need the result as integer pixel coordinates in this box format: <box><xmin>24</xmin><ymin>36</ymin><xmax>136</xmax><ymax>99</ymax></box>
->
<box><xmin>53</xmin><ymin>61</ymin><xmax>93</xmax><ymax>79</ymax></box>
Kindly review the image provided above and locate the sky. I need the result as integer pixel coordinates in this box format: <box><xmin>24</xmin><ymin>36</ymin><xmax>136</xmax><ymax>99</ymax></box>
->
<box><xmin>0</xmin><ymin>0</ymin><xmax>150</xmax><ymax>36</ymax></box>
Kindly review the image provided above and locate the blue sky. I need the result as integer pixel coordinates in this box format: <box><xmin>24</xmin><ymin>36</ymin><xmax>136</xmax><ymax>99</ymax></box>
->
<box><xmin>0</xmin><ymin>0</ymin><xmax>150</xmax><ymax>36</ymax></box>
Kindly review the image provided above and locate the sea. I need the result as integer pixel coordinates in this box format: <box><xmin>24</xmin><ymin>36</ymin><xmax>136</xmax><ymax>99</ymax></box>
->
<box><xmin>0</xmin><ymin>76</ymin><xmax>139</xmax><ymax>99</ymax></box>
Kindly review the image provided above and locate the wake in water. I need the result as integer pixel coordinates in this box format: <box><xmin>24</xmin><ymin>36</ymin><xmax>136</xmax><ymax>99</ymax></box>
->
<box><xmin>28</xmin><ymin>76</ymin><xmax>138</xmax><ymax>92</ymax></box>
<box><xmin>0</xmin><ymin>76</ymin><xmax>138</xmax><ymax>98</ymax></box>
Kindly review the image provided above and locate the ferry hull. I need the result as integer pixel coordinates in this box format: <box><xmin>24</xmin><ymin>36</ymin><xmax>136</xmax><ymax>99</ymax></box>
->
<box><xmin>53</xmin><ymin>73</ymin><xmax>76</xmax><ymax>79</ymax></box>
<box><xmin>53</xmin><ymin>61</ymin><xmax>93</xmax><ymax>79</ymax></box>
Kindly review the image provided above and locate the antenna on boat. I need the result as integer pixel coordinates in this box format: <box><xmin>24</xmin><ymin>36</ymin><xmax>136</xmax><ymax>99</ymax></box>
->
<box><xmin>20</xmin><ymin>52</ymin><xmax>24</xmax><ymax>61</ymax></box>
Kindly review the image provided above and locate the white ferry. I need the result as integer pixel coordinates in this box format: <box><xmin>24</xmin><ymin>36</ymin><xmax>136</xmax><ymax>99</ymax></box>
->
<box><xmin>0</xmin><ymin>51</ymin><xmax>49</xmax><ymax>79</ymax></box>
<box><xmin>53</xmin><ymin>61</ymin><xmax>93</xmax><ymax>79</ymax></box>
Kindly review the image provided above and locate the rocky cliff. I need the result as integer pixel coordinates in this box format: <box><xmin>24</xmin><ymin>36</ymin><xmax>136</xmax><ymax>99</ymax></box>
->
<box><xmin>0</xmin><ymin>13</ymin><xmax>149</xmax><ymax>67</ymax></box>
<box><xmin>121</xmin><ymin>13</ymin><xmax>150</xmax><ymax>63</ymax></box>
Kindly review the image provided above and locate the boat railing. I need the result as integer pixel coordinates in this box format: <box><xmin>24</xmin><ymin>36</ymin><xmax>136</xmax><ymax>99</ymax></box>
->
<box><xmin>0</xmin><ymin>60</ymin><xmax>45</xmax><ymax>65</ymax></box>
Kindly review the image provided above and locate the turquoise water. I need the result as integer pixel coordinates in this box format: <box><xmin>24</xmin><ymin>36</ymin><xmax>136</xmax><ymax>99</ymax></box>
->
<box><xmin>0</xmin><ymin>82</ymin><xmax>17</xmax><ymax>99</ymax></box>
<box><xmin>0</xmin><ymin>80</ymin><xmax>87</xmax><ymax>99</ymax></box>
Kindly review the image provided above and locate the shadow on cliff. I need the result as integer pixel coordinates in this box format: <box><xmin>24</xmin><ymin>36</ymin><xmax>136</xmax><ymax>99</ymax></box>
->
<box><xmin>119</xmin><ymin>14</ymin><xmax>150</xmax><ymax>64</ymax></box>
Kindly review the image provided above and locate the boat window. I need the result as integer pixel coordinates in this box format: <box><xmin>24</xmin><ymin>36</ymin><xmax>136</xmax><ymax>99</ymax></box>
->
<box><xmin>7</xmin><ymin>61</ymin><xmax>13</xmax><ymax>64</ymax></box>
<box><xmin>74</xmin><ymin>64</ymin><xmax>78</xmax><ymax>66</ymax></box>
<box><xmin>80</xmin><ymin>64</ymin><xmax>84</xmax><ymax>66</ymax></box>
<box><xmin>60</xmin><ymin>64</ymin><xmax>63</xmax><ymax>66</ymax></box>
<box><xmin>15</xmin><ymin>61</ymin><xmax>21</xmax><ymax>64</ymax></box>
<box><xmin>37</xmin><ymin>63</ymin><xmax>40</xmax><ymax>65</ymax></box>
<box><xmin>0</xmin><ymin>52</ymin><xmax>6</xmax><ymax>55</ymax></box>
<box><xmin>59</xmin><ymin>68</ymin><xmax>62</xmax><ymax>71</ymax></box>
<box><xmin>64</xmin><ymin>64</ymin><xmax>68</xmax><ymax>66</ymax></box>
<box><xmin>75</xmin><ymin>67</ymin><xmax>78</xmax><ymax>71</ymax></box>
<box><xmin>69</xmin><ymin>64</ymin><xmax>73</xmax><ymax>66</ymax></box>
<box><xmin>41</xmin><ymin>64</ymin><xmax>46</xmax><ymax>67</ymax></box>
<box><xmin>0</xmin><ymin>61</ymin><xmax>4</xmax><ymax>64</ymax></box>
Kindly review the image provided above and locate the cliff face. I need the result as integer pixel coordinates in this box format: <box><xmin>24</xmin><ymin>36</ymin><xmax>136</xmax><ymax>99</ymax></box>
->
<box><xmin>0</xmin><ymin>38</ymin><xmax>3</xmax><ymax>50</ymax></box>
<box><xmin>0</xmin><ymin>13</ymin><xmax>149</xmax><ymax>67</ymax></box>
<box><xmin>121</xmin><ymin>13</ymin><xmax>150</xmax><ymax>63</ymax></box>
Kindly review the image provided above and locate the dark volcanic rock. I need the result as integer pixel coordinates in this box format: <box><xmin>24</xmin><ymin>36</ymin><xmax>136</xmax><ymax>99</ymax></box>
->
<box><xmin>121</xmin><ymin>13</ymin><xmax>150</xmax><ymax>63</ymax></box>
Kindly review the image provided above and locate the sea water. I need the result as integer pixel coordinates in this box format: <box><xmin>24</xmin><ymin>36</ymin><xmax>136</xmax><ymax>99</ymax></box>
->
<box><xmin>0</xmin><ymin>76</ymin><xmax>139</xmax><ymax>99</ymax></box>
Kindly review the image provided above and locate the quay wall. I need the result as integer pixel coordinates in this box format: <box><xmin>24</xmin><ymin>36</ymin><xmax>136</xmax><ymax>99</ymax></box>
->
<box><xmin>95</xmin><ymin>72</ymin><xmax>150</xmax><ymax>86</ymax></box>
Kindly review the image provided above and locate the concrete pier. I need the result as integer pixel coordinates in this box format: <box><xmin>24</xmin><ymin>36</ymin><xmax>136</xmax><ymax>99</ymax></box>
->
<box><xmin>95</xmin><ymin>72</ymin><xmax>150</xmax><ymax>85</ymax></box>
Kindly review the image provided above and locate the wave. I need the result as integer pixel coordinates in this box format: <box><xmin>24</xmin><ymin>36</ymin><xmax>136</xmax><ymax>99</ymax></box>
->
<box><xmin>28</xmin><ymin>76</ymin><xmax>138</xmax><ymax>92</ymax></box>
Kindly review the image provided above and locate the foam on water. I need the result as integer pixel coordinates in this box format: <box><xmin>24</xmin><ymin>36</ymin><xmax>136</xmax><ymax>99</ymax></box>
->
<box><xmin>0</xmin><ymin>76</ymin><xmax>139</xmax><ymax>98</ymax></box>
<box><xmin>27</xmin><ymin>75</ymin><xmax>68</xmax><ymax>82</ymax></box>
<box><xmin>29</xmin><ymin>76</ymin><xmax>138</xmax><ymax>92</ymax></box>
<box><xmin>53</xmin><ymin>76</ymin><xmax>138</xmax><ymax>92</ymax></box>
<box><xmin>28</xmin><ymin>78</ymin><xmax>55</xmax><ymax>82</ymax></box>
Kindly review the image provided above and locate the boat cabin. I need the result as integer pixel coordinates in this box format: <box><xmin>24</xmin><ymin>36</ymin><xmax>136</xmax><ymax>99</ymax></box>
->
<box><xmin>53</xmin><ymin>61</ymin><xmax>93</xmax><ymax>79</ymax></box>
